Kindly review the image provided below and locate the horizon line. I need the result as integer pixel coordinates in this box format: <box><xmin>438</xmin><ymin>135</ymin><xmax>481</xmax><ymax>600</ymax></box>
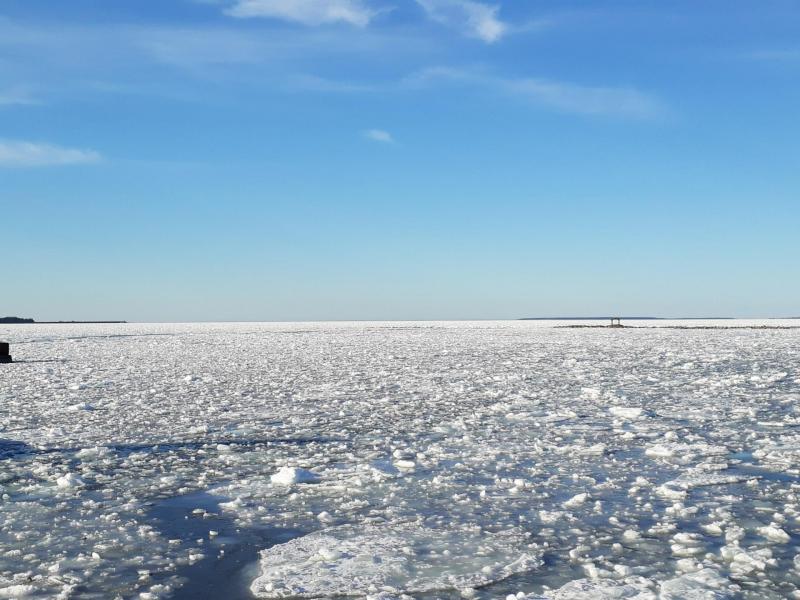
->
<box><xmin>3</xmin><ymin>316</ymin><xmax>800</xmax><ymax>325</ymax></box>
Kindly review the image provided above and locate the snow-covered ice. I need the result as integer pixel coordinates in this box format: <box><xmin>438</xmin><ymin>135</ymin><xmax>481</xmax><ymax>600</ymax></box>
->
<box><xmin>0</xmin><ymin>320</ymin><xmax>799</xmax><ymax>598</ymax></box>
<box><xmin>270</xmin><ymin>466</ymin><xmax>320</xmax><ymax>486</ymax></box>
<box><xmin>250</xmin><ymin>523</ymin><xmax>541</xmax><ymax>598</ymax></box>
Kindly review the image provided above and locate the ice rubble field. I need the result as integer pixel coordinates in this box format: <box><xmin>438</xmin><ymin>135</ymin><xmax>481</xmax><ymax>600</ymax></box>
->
<box><xmin>1</xmin><ymin>320</ymin><xmax>799</xmax><ymax>599</ymax></box>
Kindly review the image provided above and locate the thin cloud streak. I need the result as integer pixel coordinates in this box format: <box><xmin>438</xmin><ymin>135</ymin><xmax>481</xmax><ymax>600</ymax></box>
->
<box><xmin>0</xmin><ymin>86</ymin><xmax>40</xmax><ymax>107</ymax></box>
<box><xmin>224</xmin><ymin>0</ymin><xmax>379</xmax><ymax>26</ymax></box>
<box><xmin>0</xmin><ymin>18</ymin><xmax>430</xmax><ymax>75</ymax></box>
<box><xmin>300</xmin><ymin>66</ymin><xmax>666</xmax><ymax>119</ymax></box>
<box><xmin>504</xmin><ymin>78</ymin><xmax>663</xmax><ymax>119</ymax></box>
<box><xmin>0</xmin><ymin>13</ymin><xmax>660</xmax><ymax>120</ymax></box>
<box><xmin>409</xmin><ymin>66</ymin><xmax>664</xmax><ymax>118</ymax></box>
<box><xmin>0</xmin><ymin>140</ymin><xmax>101</xmax><ymax>167</ymax></box>
<box><xmin>364</xmin><ymin>128</ymin><xmax>394</xmax><ymax>143</ymax></box>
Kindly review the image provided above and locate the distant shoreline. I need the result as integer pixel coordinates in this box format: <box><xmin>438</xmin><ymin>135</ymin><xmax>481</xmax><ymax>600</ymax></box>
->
<box><xmin>521</xmin><ymin>317</ymin><xmax>798</xmax><ymax>321</ymax></box>
<box><xmin>36</xmin><ymin>321</ymin><xmax>128</xmax><ymax>324</ymax></box>
<box><xmin>1</xmin><ymin>317</ymin><xmax>126</xmax><ymax>324</ymax></box>
<box><xmin>2</xmin><ymin>316</ymin><xmax>797</xmax><ymax>325</ymax></box>
<box><xmin>559</xmin><ymin>324</ymin><xmax>800</xmax><ymax>330</ymax></box>
<box><xmin>520</xmin><ymin>317</ymin><xmax>737</xmax><ymax>321</ymax></box>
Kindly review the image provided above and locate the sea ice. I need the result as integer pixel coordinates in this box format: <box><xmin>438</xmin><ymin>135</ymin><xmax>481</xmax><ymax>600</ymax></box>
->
<box><xmin>249</xmin><ymin>523</ymin><xmax>541</xmax><ymax>598</ymax></box>
<box><xmin>609</xmin><ymin>406</ymin><xmax>643</xmax><ymax>420</ymax></box>
<box><xmin>522</xmin><ymin>577</ymin><xmax>657</xmax><ymax>599</ymax></box>
<box><xmin>0</xmin><ymin>320</ymin><xmax>798</xmax><ymax>598</ymax></box>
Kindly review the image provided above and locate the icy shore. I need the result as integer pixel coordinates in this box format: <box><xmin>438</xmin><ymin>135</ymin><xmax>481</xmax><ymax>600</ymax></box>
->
<box><xmin>0</xmin><ymin>321</ymin><xmax>798</xmax><ymax>598</ymax></box>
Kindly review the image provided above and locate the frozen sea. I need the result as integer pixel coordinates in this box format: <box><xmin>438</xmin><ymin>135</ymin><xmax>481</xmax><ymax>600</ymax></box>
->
<box><xmin>1</xmin><ymin>320</ymin><xmax>799</xmax><ymax>599</ymax></box>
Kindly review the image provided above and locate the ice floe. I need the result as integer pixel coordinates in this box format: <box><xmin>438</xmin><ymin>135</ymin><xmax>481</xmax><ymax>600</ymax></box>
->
<box><xmin>249</xmin><ymin>523</ymin><xmax>541</xmax><ymax>598</ymax></box>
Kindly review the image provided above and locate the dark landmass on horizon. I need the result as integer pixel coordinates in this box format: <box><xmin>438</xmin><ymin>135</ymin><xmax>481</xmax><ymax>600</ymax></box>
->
<box><xmin>1</xmin><ymin>316</ymin><xmax>127</xmax><ymax>324</ymax></box>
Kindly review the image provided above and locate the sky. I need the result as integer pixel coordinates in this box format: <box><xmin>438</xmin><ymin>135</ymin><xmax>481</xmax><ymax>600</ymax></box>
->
<box><xmin>1</xmin><ymin>0</ymin><xmax>799</xmax><ymax>321</ymax></box>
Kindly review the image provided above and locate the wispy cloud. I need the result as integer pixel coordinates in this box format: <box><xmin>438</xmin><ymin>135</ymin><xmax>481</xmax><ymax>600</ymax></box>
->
<box><xmin>505</xmin><ymin>78</ymin><xmax>663</xmax><ymax>119</ymax></box>
<box><xmin>301</xmin><ymin>66</ymin><xmax>664</xmax><ymax>119</ymax></box>
<box><xmin>0</xmin><ymin>86</ymin><xmax>40</xmax><ymax>107</ymax></box>
<box><xmin>0</xmin><ymin>140</ymin><xmax>101</xmax><ymax>167</ymax></box>
<box><xmin>363</xmin><ymin>128</ymin><xmax>394</xmax><ymax>143</ymax></box>
<box><xmin>138</xmin><ymin>27</ymin><xmax>267</xmax><ymax>68</ymax></box>
<box><xmin>0</xmin><ymin>16</ymin><xmax>413</xmax><ymax>78</ymax></box>
<box><xmin>416</xmin><ymin>0</ymin><xmax>506</xmax><ymax>43</ymax></box>
<box><xmin>404</xmin><ymin>66</ymin><xmax>665</xmax><ymax>118</ymax></box>
<box><xmin>0</xmin><ymin>15</ymin><xmax>658</xmax><ymax>121</ymax></box>
<box><xmin>224</xmin><ymin>0</ymin><xmax>379</xmax><ymax>26</ymax></box>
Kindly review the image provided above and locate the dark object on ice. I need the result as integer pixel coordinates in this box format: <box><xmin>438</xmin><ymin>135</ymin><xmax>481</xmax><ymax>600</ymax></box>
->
<box><xmin>0</xmin><ymin>317</ymin><xmax>34</xmax><ymax>324</ymax></box>
<box><xmin>610</xmin><ymin>317</ymin><xmax>623</xmax><ymax>328</ymax></box>
<box><xmin>0</xmin><ymin>342</ymin><xmax>11</xmax><ymax>363</ymax></box>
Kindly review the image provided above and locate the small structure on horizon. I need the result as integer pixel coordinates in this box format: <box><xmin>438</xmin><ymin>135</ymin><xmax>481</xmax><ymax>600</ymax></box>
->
<box><xmin>610</xmin><ymin>317</ymin><xmax>623</xmax><ymax>328</ymax></box>
<box><xmin>0</xmin><ymin>342</ymin><xmax>11</xmax><ymax>363</ymax></box>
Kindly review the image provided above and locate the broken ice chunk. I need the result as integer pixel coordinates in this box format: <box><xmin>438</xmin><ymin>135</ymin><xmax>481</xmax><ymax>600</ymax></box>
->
<box><xmin>757</xmin><ymin>525</ymin><xmax>790</xmax><ymax>544</ymax></box>
<box><xmin>609</xmin><ymin>406</ymin><xmax>643</xmax><ymax>420</ymax></box>
<box><xmin>563</xmin><ymin>493</ymin><xmax>590</xmax><ymax>509</ymax></box>
<box><xmin>56</xmin><ymin>473</ymin><xmax>85</xmax><ymax>488</ymax></box>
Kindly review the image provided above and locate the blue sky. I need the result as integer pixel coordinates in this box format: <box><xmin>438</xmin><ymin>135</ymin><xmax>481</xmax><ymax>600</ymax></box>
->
<box><xmin>2</xmin><ymin>0</ymin><xmax>799</xmax><ymax>321</ymax></box>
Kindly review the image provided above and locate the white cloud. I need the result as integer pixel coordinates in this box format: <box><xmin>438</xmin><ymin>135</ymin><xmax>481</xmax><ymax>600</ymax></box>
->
<box><xmin>0</xmin><ymin>140</ymin><xmax>101</xmax><ymax>167</ymax></box>
<box><xmin>364</xmin><ymin>128</ymin><xmax>394</xmax><ymax>143</ymax></box>
<box><xmin>225</xmin><ymin>0</ymin><xmax>378</xmax><ymax>26</ymax></box>
<box><xmin>416</xmin><ymin>0</ymin><xmax>506</xmax><ymax>43</ymax></box>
